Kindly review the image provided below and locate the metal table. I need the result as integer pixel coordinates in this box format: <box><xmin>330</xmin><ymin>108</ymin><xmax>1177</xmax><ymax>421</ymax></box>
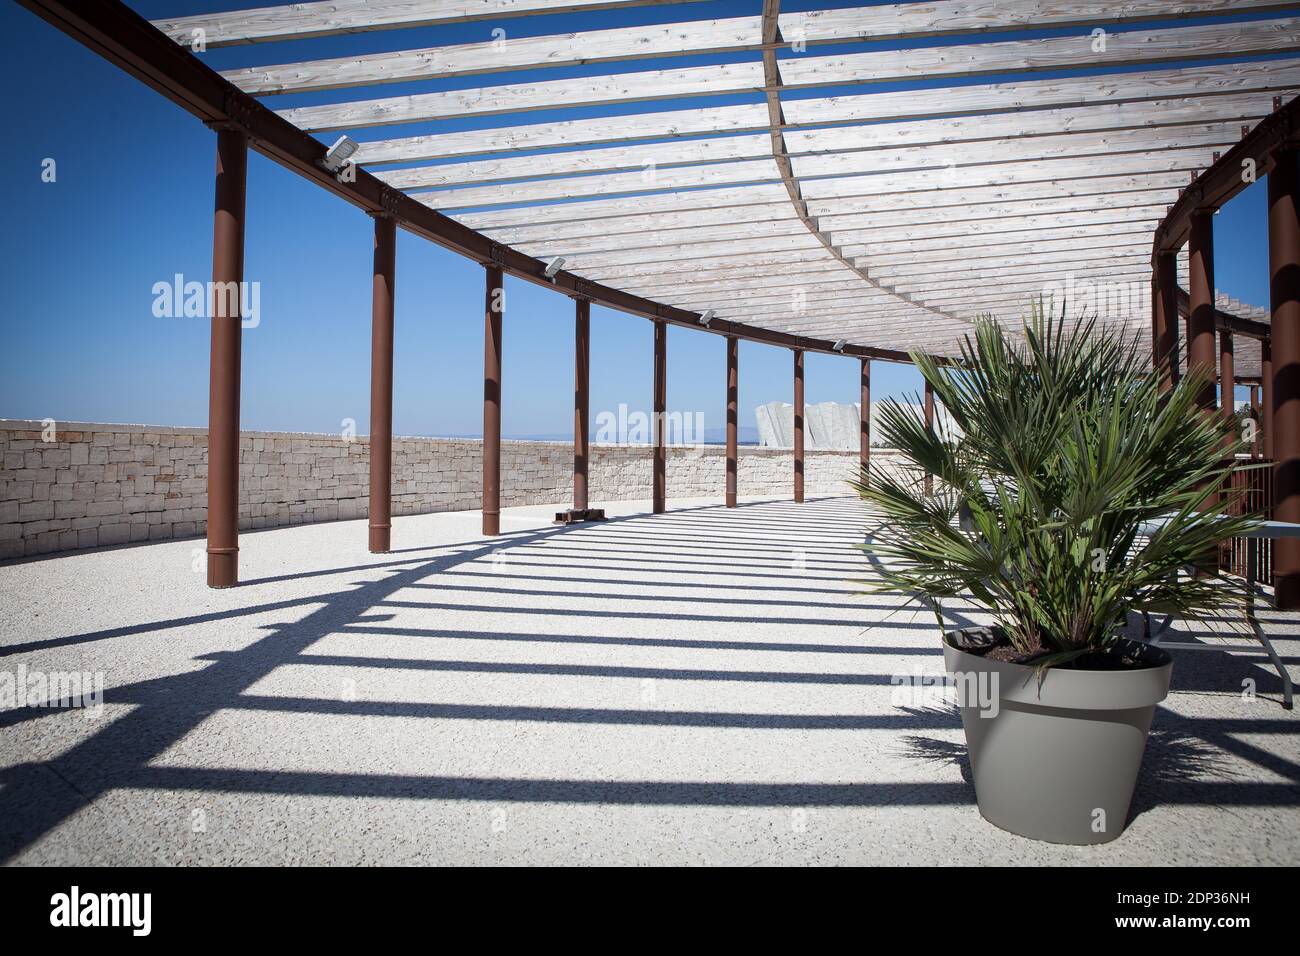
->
<box><xmin>1139</xmin><ymin>519</ymin><xmax>1300</xmax><ymax>710</ymax></box>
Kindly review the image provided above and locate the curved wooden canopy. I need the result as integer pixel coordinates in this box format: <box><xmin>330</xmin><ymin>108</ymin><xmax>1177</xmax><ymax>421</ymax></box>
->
<box><xmin>46</xmin><ymin>0</ymin><xmax>1300</xmax><ymax>359</ymax></box>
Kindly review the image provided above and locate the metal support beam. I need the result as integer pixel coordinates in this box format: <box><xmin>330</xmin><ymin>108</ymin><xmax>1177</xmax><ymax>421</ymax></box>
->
<box><xmin>1155</xmin><ymin>95</ymin><xmax>1300</xmax><ymax>257</ymax></box>
<box><xmin>857</xmin><ymin>356</ymin><xmax>868</xmax><ymax>481</ymax></box>
<box><xmin>1220</xmin><ymin>327</ymin><xmax>1236</xmax><ymax>448</ymax></box>
<box><xmin>726</xmin><ymin>335</ymin><xmax>738</xmax><ymax>508</ymax></box>
<box><xmin>653</xmin><ymin>320</ymin><xmax>667</xmax><ymax>513</ymax></box>
<box><xmin>13</xmin><ymin>0</ymin><xmax>926</xmax><ymax>367</ymax></box>
<box><xmin>1263</xmin><ymin>338</ymin><xmax>1275</xmax><ymax>460</ymax></box>
<box><xmin>793</xmin><ymin>348</ymin><xmax>805</xmax><ymax>503</ymax></box>
<box><xmin>483</xmin><ymin>265</ymin><xmax>503</xmax><ymax>536</ymax></box>
<box><xmin>1251</xmin><ymin>384</ymin><xmax>1261</xmax><ymax>458</ymax></box>
<box><xmin>924</xmin><ymin>378</ymin><xmax>935</xmax><ymax>497</ymax></box>
<box><xmin>368</xmin><ymin>214</ymin><xmax>396</xmax><ymax>554</ymax></box>
<box><xmin>574</xmin><ymin>298</ymin><xmax>590</xmax><ymax>513</ymax></box>
<box><xmin>1269</xmin><ymin>145</ymin><xmax>1300</xmax><ymax>608</ymax></box>
<box><xmin>206</xmin><ymin>127</ymin><xmax>246</xmax><ymax>589</ymax></box>
<box><xmin>860</xmin><ymin>358</ymin><xmax>871</xmax><ymax>478</ymax></box>
<box><xmin>1152</xmin><ymin>251</ymin><xmax>1180</xmax><ymax>391</ymax></box>
<box><xmin>1188</xmin><ymin>210</ymin><xmax>1219</xmax><ymax>414</ymax></box>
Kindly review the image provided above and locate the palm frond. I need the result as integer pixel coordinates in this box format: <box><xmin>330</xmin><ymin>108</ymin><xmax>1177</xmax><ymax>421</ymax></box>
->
<box><xmin>856</xmin><ymin>298</ymin><xmax>1255</xmax><ymax>662</ymax></box>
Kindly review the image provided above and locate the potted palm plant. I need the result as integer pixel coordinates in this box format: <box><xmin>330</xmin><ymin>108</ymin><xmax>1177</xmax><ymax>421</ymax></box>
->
<box><xmin>855</xmin><ymin>305</ymin><xmax>1256</xmax><ymax>844</ymax></box>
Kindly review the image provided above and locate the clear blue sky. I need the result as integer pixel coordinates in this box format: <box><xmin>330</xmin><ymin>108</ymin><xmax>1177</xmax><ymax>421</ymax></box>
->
<box><xmin>0</xmin><ymin>1</ymin><xmax>1284</xmax><ymax>437</ymax></box>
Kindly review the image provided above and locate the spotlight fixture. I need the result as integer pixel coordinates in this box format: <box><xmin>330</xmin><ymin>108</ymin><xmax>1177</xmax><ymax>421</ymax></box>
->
<box><xmin>544</xmin><ymin>256</ymin><xmax>566</xmax><ymax>279</ymax></box>
<box><xmin>832</xmin><ymin>339</ymin><xmax>846</xmax><ymax>352</ymax></box>
<box><xmin>321</xmin><ymin>135</ymin><xmax>359</xmax><ymax>173</ymax></box>
<box><xmin>699</xmin><ymin>309</ymin><xmax>716</xmax><ymax>327</ymax></box>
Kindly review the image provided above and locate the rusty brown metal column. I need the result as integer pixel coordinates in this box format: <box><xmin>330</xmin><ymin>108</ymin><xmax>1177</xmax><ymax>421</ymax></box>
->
<box><xmin>1262</xmin><ymin>339</ymin><xmax>1275</xmax><ymax>460</ymax></box>
<box><xmin>793</xmin><ymin>348</ymin><xmax>805</xmax><ymax>503</ymax></box>
<box><xmin>1219</xmin><ymin>327</ymin><xmax>1236</xmax><ymax>447</ymax></box>
<box><xmin>923</xmin><ymin>378</ymin><xmax>935</xmax><ymax>497</ymax></box>
<box><xmin>1250</xmin><ymin>385</ymin><xmax>1261</xmax><ymax>457</ymax></box>
<box><xmin>574</xmin><ymin>298</ymin><xmax>590</xmax><ymax>513</ymax></box>
<box><xmin>206</xmin><ymin>127</ymin><xmax>247</xmax><ymax>589</ymax></box>
<box><xmin>483</xmin><ymin>265</ymin><xmax>503</xmax><ymax>536</ymax></box>
<box><xmin>1269</xmin><ymin>145</ymin><xmax>1300</xmax><ymax>609</ymax></box>
<box><xmin>652</xmin><ymin>320</ymin><xmax>667</xmax><ymax>514</ymax></box>
<box><xmin>860</xmin><ymin>358</ymin><xmax>871</xmax><ymax>479</ymax></box>
<box><xmin>368</xmin><ymin>214</ymin><xmax>396</xmax><ymax>554</ymax></box>
<box><xmin>1188</xmin><ymin>210</ymin><xmax>1219</xmax><ymax>414</ymax></box>
<box><xmin>726</xmin><ymin>335</ymin><xmax>738</xmax><ymax>508</ymax></box>
<box><xmin>1152</xmin><ymin>250</ymin><xmax>1181</xmax><ymax>391</ymax></box>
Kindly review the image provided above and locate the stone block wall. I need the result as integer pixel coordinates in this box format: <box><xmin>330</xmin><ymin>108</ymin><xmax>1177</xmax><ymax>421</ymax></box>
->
<box><xmin>0</xmin><ymin>420</ymin><xmax>900</xmax><ymax>559</ymax></box>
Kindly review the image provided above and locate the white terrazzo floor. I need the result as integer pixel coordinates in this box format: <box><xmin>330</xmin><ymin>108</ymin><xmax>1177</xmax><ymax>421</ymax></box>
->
<box><xmin>1</xmin><ymin>495</ymin><xmax>1297</xmax><ymax>865</ymax></box>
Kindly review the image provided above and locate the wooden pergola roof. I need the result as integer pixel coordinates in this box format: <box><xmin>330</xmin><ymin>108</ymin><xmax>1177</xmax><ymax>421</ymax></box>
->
<box><xmin>131</xmin><ymin>0</ymin><xmax>1300</xmax><ymax>361</ymax></box>
<box><xmin>17</xmin><ymin>0</ymin><xmax>1300</xmax><ymax>592</ymax></box>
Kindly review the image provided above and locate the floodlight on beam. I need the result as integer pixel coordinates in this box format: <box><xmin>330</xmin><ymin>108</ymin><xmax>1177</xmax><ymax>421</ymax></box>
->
<box><xmin>544</xmin><ymin>256</ymin><xmax>566</xmax><ymax>280</ymax></box>
<box><xmin>699</xmin><ymin>309</ymin><xmax>716</xmax><ymax>327</ymax></box>
<box><xmin>321</xmin><ymin>135</ymin><xmax>358</xmax><ymax>173</ymax></box>
<box><xmin>832</xmin><ymin>339</ymin><xmax>847</xmax><ymax>352</ymax></box>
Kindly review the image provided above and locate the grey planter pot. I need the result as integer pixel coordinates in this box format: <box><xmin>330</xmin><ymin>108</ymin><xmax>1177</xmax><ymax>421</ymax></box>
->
<box><xmin>942</xmin><ymin>629</ymin><xmax>1173</xmax><ymax>845</ymax></box>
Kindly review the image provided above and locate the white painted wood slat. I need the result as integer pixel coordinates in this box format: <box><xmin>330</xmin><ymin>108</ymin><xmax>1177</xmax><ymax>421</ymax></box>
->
<box><xmin>219</xmin><ymin>0</ymin><xmax>1291</xmax><ymax>93</ymax></box>
<box><xmin>351</xmin><ymin>60</ymin><xmax>1300</xmax><ymax>165</ymax></box>
<box><xmin>416</xmin><ymin>158</ymin><xmax>781</xmax><ymax>209</ymax></box>
<box><xmin>778</xmin><ymin>18</ymin><xmax>1300</xmax><ymax>90</ymax></box>
<box><xmin>226</xmin><ymin>16</ymin><xmax>762</xmax><ymax>94</ymax></box>
<box><xmin>277</xmin><ymin>62</ymin><xmax>765</xmax><ymax>132</ymax></box>
<box><xmin>373</xmin><ymin>92</ymin><xmax>1276</xmax><ymax>190</ymax></box>
<box><xmin>275</xmin><ymin>18</ymin><xmax>1299</xmax><ymax>132</ymax></box>
<box><xmin>152</xmin><ymin>0</ymin><xmax>704</xmax><ymax>47</ymax></box>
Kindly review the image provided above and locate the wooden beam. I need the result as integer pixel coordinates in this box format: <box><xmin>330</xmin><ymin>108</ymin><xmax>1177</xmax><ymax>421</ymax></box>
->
<box><xmin>353</xmin><ymin>59</ymin><xmax>1300</xmax><ymax>167</ymax></box>
<box><xmin>778</xmin><ymin>0</ymin><xmax>1299</xmax><ymax>46</ymax></box>
<box><xmin>552</xmin><ymin>233</ymin><xmax>829</xmax><ymax>272</ymax></box>
<box><xmin>779</xmin><ymin>17</ymin><xmax>1300</xmax><ymax>89</ymax></box>
<box><xmin>843</xmin><ymin>221</ymin><xmax>1161</xmax><ymax>258</ymax></box>
<box><xmin>599</xmin><ymin>258</ymin><xmax>847</xmax><ymax>291</ymax></box>
<box><xmin>374</xmin><ymin>94</ymin><xmax>1275</xmax><ymax>191</ymax></box>
<box><xmin>513</xmin><ymin>219</ymin><xmax>809</xmax><ymax>258</ymax></box>
<box><xmin>854</xmin><ymin>232</ymin><xmax>1155</xmax><ymax>269</ymax></box>
<box><xmin>892</xmin><ymin>258</ymin><xmax>1153</xmax><ymax>294</ymax></box>
<box><xmin>455</xmin><ymin>163</ymin><xmax>1199</xmax><ymax>234</ymax></box>
<box><xmin>792</xmin><ymin>122</ymin><xmax>1245</xmax><ymax>180</ymax></box>
<box><xmin>581</xmin><ymin>248</ymin><xmax>836</xmax><ymax>282</ymax></box>
<box><xmin>416</xmin><ymin>158</ymin><xmax>781</xmax><ymax>209</ymax></box>
<box><xmin>357</xmin><ymin>104</ymin><xmax>770</xmax><ymax>166</ymax></box>
<box><xmin>376</xmin><ymin>133</ymin><xmax>774</xmax><ymax>190</ymax></box>
<box><xmin>827</xmin><ymin>206</ymin><xmax>1170</xmax><ymax>247</ymax></box>
<box><xmin>222</xmin><ymin>1</ymin><xmax>1295</xmax><ymax>93</ymax></box>
<box><xmin>152</xmin><ymin>0</ymin><xmax>706</xmax><ymax>47</ymax></box>
<box><xmin>229</xmin><ymin>16</ymin><xmax>763</xmax><ymax>94</ymax></box>
<box><xmin>621</xmin><ymin>266</ymin><xmax>868</xmax><ymax>297</ymax></box>
<box><xmin>276</xmin><ymin>18</ymin><xmax>1300</xmax><ymax>132</ymax></box>
<box><xmin>867</xmin><ymin>245</ymin><xmax>1152</xmax><ymax>280</ymax></box>
<box><xmin>801</xmin><ymin>149</ymin><xmax>1225</xmax><ymax>202</ymax></box>
<box><xmin>469</xmin><ymin>173</ymin><xmax>1188</xmax><ymax>240</ymax></box>
<box><xmin>278</xmin><ymin>61</ymin><xmax>765</xmax><ymax>132</ymax></box>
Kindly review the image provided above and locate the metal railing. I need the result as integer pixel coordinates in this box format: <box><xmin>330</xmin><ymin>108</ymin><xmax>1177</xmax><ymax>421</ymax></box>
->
<box><xmin>1221</xmin><ymin>458</ymin><xmax>1273</xmax><ymax>581</ymax></box>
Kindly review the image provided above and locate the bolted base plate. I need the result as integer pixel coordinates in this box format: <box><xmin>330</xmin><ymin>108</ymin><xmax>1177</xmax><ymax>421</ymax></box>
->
<box><xmin>554</xmin><ymin>508</ymin><xmax>606</xmax><ymax>525</ymax></box>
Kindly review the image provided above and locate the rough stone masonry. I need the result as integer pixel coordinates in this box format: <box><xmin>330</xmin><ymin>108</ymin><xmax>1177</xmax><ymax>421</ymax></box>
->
<box><xmin>0</xmin><ymin>420</ymin><xmax>891</xmax><ymax>559</ymax></box>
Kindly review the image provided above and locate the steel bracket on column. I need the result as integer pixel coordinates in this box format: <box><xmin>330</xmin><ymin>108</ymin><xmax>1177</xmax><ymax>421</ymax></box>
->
<box><xmin>210</xmin><ymin>89</ymin><xmax>257</xmax><ymax>136</ymax></box>
<box><xmin>377</xmin><ymin>187</ymin><xmax>401</xmax><ymax>219</ymax></box>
